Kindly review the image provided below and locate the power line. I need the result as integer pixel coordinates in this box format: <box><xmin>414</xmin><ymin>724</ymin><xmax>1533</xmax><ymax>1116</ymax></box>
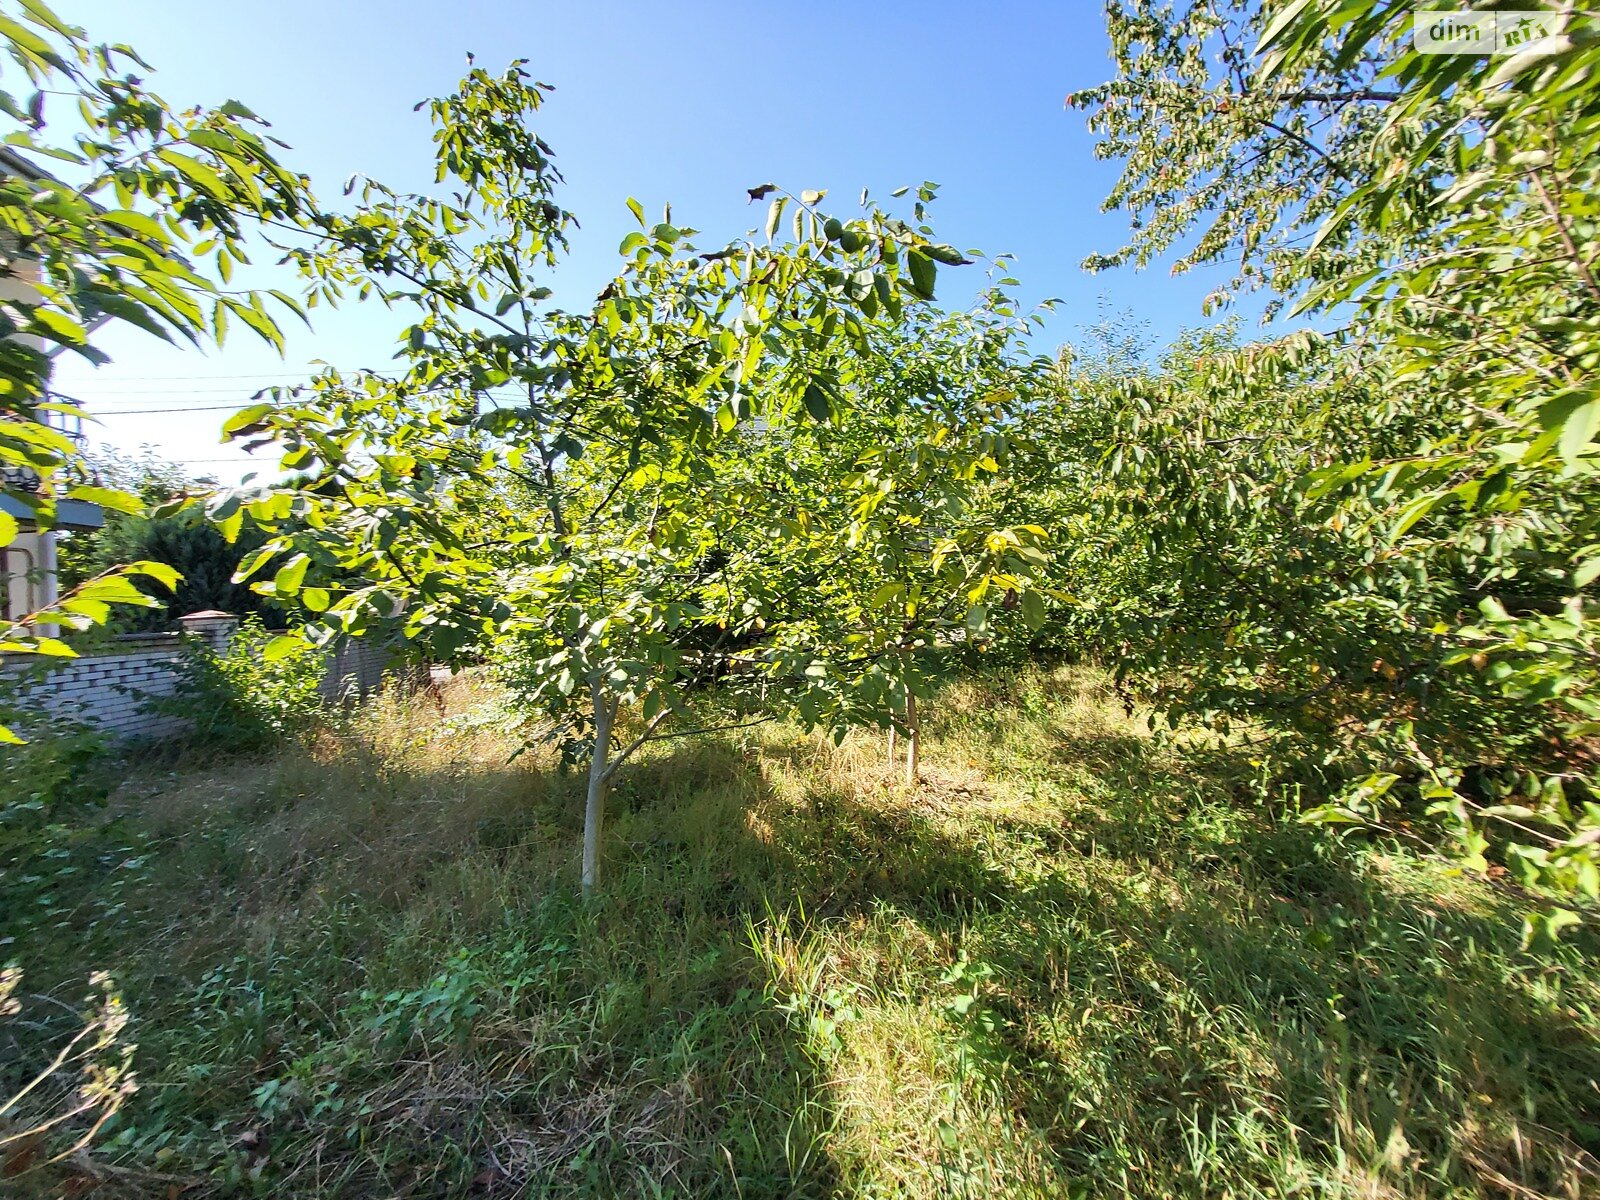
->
<box><xmin>74</xmin><ymin>386</ymin><xmax>341</xmax><ymax>399</ymax></box>
<box><xmin>86</xmin><ymin>391</ymin><xmax>527</xmax><ymax>416</ymax></box>
<box><xmin>70</xmin><ymin>378</ymin><xmax>527</xmax><ymax>393</ymax></box>
<box><xmin>93</xmin><ymin>404</ymin><xmax>246</xmax><ymax>415</ymax></box>
<box><xmin>68</xmin><ymin>392</ymin><xmax>302</xmax><ymax>401</ymax></box>
<box><xmin>65</xmin><ymin>368</ymin><xmax>358</xmax><ymax>382</ymax></box>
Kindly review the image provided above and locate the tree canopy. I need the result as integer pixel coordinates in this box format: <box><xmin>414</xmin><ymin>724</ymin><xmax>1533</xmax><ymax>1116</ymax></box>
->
<box><xmin>4</xmin><ymin>0</ymin><xmax>1597</xmax><ymax>914</ymax></box>
<box><xmin>1063</xmin><ymin>0</ymin><xmax>1600</xmax><ymax>909</ymax></box>
<box><xmin>215</xmin><ymin>63</ymin><xmax>1052</xmax><ymax>890</ymax></box>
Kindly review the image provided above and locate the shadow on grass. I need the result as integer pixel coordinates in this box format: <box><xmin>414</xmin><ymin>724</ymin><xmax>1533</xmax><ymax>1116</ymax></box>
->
<box><xmin>10</xmin><ymin>694</ymin><xmax>1600</xmax><ymax>1198</ymax></box>
<box><xmin>613</xmin><ymin>726</ymin><xmax>1600</xmax><ymax>1197</ymax></box>
<box><xmin>972</xmin><ymin>731</ymin><xmax>1600</xmax><ymax>1196</ymax></box>
<box><xmin>4</xmin><ymin>741</ymin><xmax>853</xmax><ymax>1199</ymax></box>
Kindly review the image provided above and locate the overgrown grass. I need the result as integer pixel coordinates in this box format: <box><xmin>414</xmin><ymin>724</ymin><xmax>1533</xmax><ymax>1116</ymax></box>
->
<box><xmin>4</xmin><ymin>667</ymin><xmax>1598</xmax><ymax>1197</ymax></box>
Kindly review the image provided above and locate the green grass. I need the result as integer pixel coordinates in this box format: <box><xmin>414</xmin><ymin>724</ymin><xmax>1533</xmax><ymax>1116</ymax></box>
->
<box><xmin>5</xmin><ymin>667</ymin><xmax>1599</xmax><ymax>1197</ymax></box>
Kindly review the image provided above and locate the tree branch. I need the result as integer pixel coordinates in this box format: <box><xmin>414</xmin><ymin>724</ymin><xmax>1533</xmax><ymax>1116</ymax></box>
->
<box><xmin>1530</xmin><ymin>167</ymin><xmax>1600</xmax><ymax>305</ymax></box>
<box><xmin>599</xmin><ymin>707</ymin><xmax>670</xmax><ymax>781</ymax></box>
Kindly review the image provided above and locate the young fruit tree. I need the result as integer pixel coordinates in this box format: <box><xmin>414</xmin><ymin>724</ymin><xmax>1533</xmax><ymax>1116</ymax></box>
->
<box><xmin>219</xmin><ymin>62</ymin><xmax>1049</xmax><ymax>892</ymax></box>
<box><xmin>725</xmin><ymin>291</ymin><xmax>1056</xmax><ymax>784</ymax></box>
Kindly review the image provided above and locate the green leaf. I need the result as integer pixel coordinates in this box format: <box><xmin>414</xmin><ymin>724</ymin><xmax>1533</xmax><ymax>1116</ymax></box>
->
<box><xmin>626</xmin><ymin>197</ymin><xmax>645</xmax><ymax>226</ymax></box>
<box><xmin>17</xmin><ymin>0</ymin><xmax>77</xmax><ymax>40</ymax></box>
<box><xmin>217</xmin><ymin>506</ymin><xmax>244</xmax><ymax>543</ymax></box>
<box><xmin>28</xmin><ymin>307</ymin><xmax>86</xmax><ymax>346</ymax></box>
<box><xmin>0</xmin><ymin>13</ymin><xmax>65</xmax><ymax>66</ymax></box>
<box><xmin>1254</xmin><ymin>0</ymin><xmax>1315</xmax><ymax>55</ymax></box>
<box><xmin>802</xmin><ymin>382</ymin><xmax>831</xmax><ymax>423</ymax></box>
<box><xmin>65</xmin><ymin>484</ymin><xmax>141</xmax><ymax>514</ymax></box>
<box><xmin>966</xmin><ymin>602</ymin><xmax>989</xmax><ymax>634</ymax></box>
<box><xmin>263</xmin><ymin>634</ymin><xmax>302</xmax><ymax>662</ymax></box>
<box><xmin>78</xmin><ymin>575</ymin><xmax>157</xmax><ymax>606</ymax></box>
<box><xmin>906</xmin><ymin>249</ymin><xmax>936</xmax><ymax>300</ymax></box>
<box><xmin>128</xmin><ymin>560</ymin><xmax>181</xmax><ymax>590</ymax></box>
<box><xmin>1558</xmin><ymin>399</ymin><xmax>1600</xmax><ymax>464</ymax></box>
<box><xmin>231</xmin><ymin>542</ymin><xmax>279</xmax><ymax>583</ymax></box>
<box><xmin>6</xmin><ymin>634</ymin><xmax>75</xmax><ymax>656</ymax></box>
<box><xmin>1390</xmin><ymin>492</ymin><xmax>1442</xmax><ymax>541</ymax></box>
<box><xmin>99</xmin><ymin>209</ymin><xmax>168</xmax><ymax>241</ymax></box>
<box><xmin>870</xmin><ymin>582</ymin><xmax>904</xmax><ymax>609</ymax></box>
<box><xmin>157</xmin><ymin>147</ymin><xmax>230</xmax><ymax>199</ymax></box>
<box><xmin>224</xmin><ymin>297</ymin><xmax>285</xmax><ymax>353</ymax></box>
<box><xmin>1019</xmin><ymin>590</ymin><xmax>1046</xmax><ymax>631</ymax></box>
<box><xmin>223</xmin><ymin>403</ymin><xmax>276</xmax><ymax>436</ymax></box>
<box><xmin>274</xmin><ymin>553</ymin><xmax>310</xmax><ymax>594</ymax></box>
<box><xmin>88</xmin><ymin>292</ymin><xmax>176</xmax><ymax>343</ymax></box>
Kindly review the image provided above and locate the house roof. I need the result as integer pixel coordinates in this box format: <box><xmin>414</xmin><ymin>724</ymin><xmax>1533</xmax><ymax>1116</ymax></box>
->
<box><xmin>0</xmin><ymin>493</ymin><xmax>105</xmax><ymax>531</ymax></box>
<box><xmin>0</xmin><ymin>145</ymin><xmax>52</xmax><ymax>183</ymax></box>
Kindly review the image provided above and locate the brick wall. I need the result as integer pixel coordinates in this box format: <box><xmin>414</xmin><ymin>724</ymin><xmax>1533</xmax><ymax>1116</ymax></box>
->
<box><xmin>321</xmin><ymin>636</ymin><xmax>397</xmax><ymax>703</ymax></box>
<box><xmin>2</xmin><ymin>631</ymin><xmax>193</xmax><ymax>740</ymax></box>
<box><xmin>0</xmin><ymin>615</ymin><xmax>405</xmax><ymax>742</ymax></box>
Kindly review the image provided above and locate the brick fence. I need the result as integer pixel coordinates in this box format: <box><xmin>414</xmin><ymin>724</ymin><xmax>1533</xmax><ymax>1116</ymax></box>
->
<box><xmin>0</xmin><ymin>611</ymin><xmax>405</xmax><ymax>742</ymax></box>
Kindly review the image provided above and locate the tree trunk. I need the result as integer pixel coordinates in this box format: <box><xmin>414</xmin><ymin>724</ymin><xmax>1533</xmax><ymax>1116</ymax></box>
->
<box><xmin>887</xmin><ymin>722</ymin><xmax>897</xmax><ymax>768</ymax></box>
<box><xmin>904</xmin><ymin>691</ymin><xmax>920</xmax><ymax>786</ymax></box>
<box><xmin>581</xmin><ymin>681</ymin><xmax>614</xmax><ymax>896</ymax></box>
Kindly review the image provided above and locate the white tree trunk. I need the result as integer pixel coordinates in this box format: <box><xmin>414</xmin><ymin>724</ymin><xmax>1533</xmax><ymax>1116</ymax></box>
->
<box><xmin>904</xmin><ymin>691</ymin><xmax>920</xmax><ymax>786</ymax></box>
<box><xmin>581</xmin><ymin>681</ymin><xmax>613</xmax><ymax>896</ymax></box>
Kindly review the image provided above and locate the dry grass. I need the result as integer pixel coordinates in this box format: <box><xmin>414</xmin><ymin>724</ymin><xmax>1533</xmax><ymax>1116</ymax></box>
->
<box><xmin>4</xmin><ymin>665</ymin><xmax>1598</xmax><ymax>1198</ymax></box>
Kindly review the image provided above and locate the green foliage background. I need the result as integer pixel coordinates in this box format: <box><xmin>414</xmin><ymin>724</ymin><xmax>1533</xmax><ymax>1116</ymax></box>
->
<box><xmin>1053</xmin><ymin>0</ymin><xmax>1600</xmax><ymax>909</ymax></box>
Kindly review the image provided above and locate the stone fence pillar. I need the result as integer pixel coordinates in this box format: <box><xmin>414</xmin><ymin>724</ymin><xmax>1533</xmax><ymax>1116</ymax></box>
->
<box><xmin>176</xmin><ymin>609</ymin><xmax>239</xmax><ymax>655</ymax></box>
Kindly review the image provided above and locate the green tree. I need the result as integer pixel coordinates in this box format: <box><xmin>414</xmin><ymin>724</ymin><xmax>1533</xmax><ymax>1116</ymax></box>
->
<box><xmin>1067</xmin><ymin>0</ymin><xmax>1417</xmax><ymax>314</ymax></box>
<box><xmin>62</xmin><ymin>511</ymin><xmax>283</xmax><ymax>631</ymax></box>
<box><xmin>1068</xmin><ymin>0</ymin><xmax>1600</xmax><ymax>905</ymax></box>
<box><xmin>727</xmin><ymin>291</ymin><xmax>1054</xmax><ymax>783</ymax></box>
<box><xmin>54</xmin><ymin>449</ymin><xmax>283</xmax><ymax>630</ymax></box>
<box><xmin>222</xmin><ymin>63</ymin><xmax>1041</xmax><ymax>892</ymax></box>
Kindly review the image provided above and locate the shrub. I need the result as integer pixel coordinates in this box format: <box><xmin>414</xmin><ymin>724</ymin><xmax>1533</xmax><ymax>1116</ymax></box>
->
<box><xmin>158</xmin><ymin>618</ymin><xmax>329</xmax><ymax>755</ymax></box>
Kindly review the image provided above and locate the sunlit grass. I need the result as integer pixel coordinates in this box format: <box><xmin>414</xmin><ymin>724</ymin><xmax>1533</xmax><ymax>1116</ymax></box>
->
<box><xmin>5</xmin><ymin>666</ymin><xmax>1598</xmax><ymax>1197</ymax></box>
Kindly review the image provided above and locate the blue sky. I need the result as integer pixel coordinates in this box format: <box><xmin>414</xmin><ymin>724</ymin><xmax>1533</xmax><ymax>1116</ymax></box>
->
<box><xmin>48</xmin><ymin>0</ymin><xmax>1245</xmax><ymax>482</ymax></box>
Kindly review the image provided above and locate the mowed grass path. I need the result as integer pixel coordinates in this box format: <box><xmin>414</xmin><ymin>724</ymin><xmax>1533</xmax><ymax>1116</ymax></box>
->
<box><xmin>7</xmin><ymin>668</ymin><xmax>1599</xmax><ymax>1198</ymax></box>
